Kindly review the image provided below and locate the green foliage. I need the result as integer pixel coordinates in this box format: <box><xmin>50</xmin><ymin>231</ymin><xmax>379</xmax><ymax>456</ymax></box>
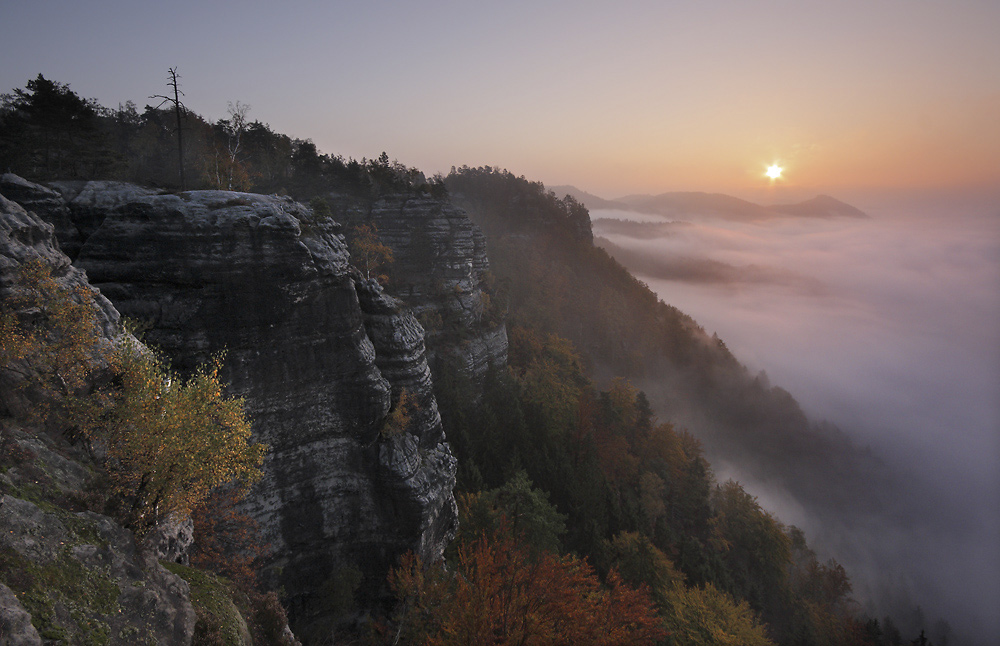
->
<box><xmin>599</xmin><ymin>532</ymin><xmax>684</xmax><ymax>606</ymax></box>
<box><xmin>435</xmin><ymin>314</ymin><xmax>875</xmax><ymax>645</ymax></box>
<box><xmin>0</xmin><ymin>545</ymin><xmax>120</xmax><ymax>646</ymax></box>
<box><xmin>416</xmin><ymin>309</ymin><xmax>444</xmax><ymax>333</ymax></box>
<box><xmin>307</xmin><ymin>196</ymin><xmax>333</xmax><ymax>221</ymax></box>
<box><xmin>2</xmin><ymin>74</ymin><xmax>446</xmax><ymax>203</ymax></box>
<box><xmin>0</xmin><ymin>74</ymin><xmax>119</xmax><ymax>179</ymax></box>
<box><xmin>300</xmin><ymin>565</ymin><xmax>363</xmax><ymax>645</ymax></box>
<box><xmin>456</xmin><ymin>471</ymin><xmax>567</xmax><ymax>555</ymax></box>
<box><xmin>435</xmin><ymin>165</ymin><xmax>915</xmax><ymax>644</ymax></box>
<box><xmin>711</xmin><ymin>480</ymin><xmax>792</xmax><ymax>613</ymax></box>
<box><xmin>508</xmin><ymin>326</ymin><xmax>588</xmax><ymax>436</ymax></box>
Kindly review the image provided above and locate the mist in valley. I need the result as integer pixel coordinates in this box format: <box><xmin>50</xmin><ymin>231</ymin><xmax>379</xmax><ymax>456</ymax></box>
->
<box><xmin>592</xmin><ymin>190</ymin><xmax>1000</xmax><ymax>644</ymax></box>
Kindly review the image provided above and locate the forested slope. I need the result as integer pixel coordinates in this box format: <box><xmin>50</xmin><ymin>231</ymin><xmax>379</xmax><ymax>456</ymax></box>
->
<box><xmin>0</xmin><ymin>74</ymin><xmax>938</xmax><ymax>646</ymax></box>
<box><xmin>445</xmin><ymin>166</ymin><xmax>892</xmax><ymax>517</ymax></box>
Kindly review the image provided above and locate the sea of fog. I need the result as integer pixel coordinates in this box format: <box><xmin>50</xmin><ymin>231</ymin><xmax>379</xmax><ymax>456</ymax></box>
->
<box><xmin>592</xmin><ymin>195</ymin><xmax>999</xmax><ymax>643</ymax></box>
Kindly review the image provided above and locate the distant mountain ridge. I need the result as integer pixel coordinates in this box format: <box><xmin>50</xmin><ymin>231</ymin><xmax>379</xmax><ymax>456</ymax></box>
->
<box><xmin>550</xmin><ymin>185</ymin><xmax>869</xmax><ymax>221</ymax></box>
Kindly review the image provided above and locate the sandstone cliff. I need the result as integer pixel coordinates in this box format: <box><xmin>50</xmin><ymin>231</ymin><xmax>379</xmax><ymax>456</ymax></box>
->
<box><xmin>0</xmin><ymin>195</ymin><xmax>197</xmax><ymax>646</ymax></box>
<box><xmin>326</xmin><ymin>193</ymin><xmax>508</xmax><ymax>379</ymax></box>
<box><xmin>1</xmin><ymin>177</ymin><xmax>465</xmax><ymax>635</ymax></box>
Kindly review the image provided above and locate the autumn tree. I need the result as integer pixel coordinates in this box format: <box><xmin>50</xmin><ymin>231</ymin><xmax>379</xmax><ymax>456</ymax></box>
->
<box><xmin>101</xmin><ymin>337</ymin><xmax>266</xmax><ymax>536</ymax></box>
<box><xmin>348</xmin><ymin>222</ymin><xmax>393</xmax><ymax>282</ymax></box>
<box><xmin>660</xmin><ymin>582</ymin><xmax>776</xmax><ymax>646</ymax></box>
<box><xmin>380</xmin><ymin>387</ymin><xmax>417</xmax><ymax>437</ymax></box>
<box><xmin>1</xmin><ymin>257</ymin><xmax>266</xmax><ymax>538</ymax></box>
<box><xmin>386</xmin><ymin>532</ymin><xmax>664</xmax><ymax>646</ymax></box>
<box><xmin>0</xmin><ymin>259</ymin><xmax>104</xmax><ymax>426</ymax></box>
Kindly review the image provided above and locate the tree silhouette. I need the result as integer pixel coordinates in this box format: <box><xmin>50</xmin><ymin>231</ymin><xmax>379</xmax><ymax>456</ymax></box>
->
<box><xmin>149</xmin><ymin>67</ymin><xmax>188</xmax><ymax>188</ymax></box>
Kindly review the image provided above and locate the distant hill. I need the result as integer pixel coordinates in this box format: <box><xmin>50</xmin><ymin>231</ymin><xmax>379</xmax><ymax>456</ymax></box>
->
<box><xmin>556</xmin><ymin>185</ymin><xmax>869</xmax><ymax>221</ymax></box>
<box><xmin>548</xmin><ymin>184</ymin><xmax>630</xmax><ymax>210</ymax></box>
<box><xmin>768</xmin><ymin>194</ymin><xmax>869</xmax><ymax>219</ymax></box>
<box><xmin>619</xmin><ymin>191</ymin><xmax>772</xmax><ymax>220</ymax></box>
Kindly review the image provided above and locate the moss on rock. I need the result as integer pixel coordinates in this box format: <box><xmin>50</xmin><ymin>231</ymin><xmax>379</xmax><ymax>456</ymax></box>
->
<box><xmin>162</xmin><ymin>561</ymin><xmax>253</xmax><ymax>646</ymax></box>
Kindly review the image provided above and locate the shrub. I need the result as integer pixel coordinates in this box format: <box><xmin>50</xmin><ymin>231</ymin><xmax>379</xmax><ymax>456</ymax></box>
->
<box><xmin>100</xmin><ymin>338</ymin><xmax>266</xmax><ymax>536</ymax></box>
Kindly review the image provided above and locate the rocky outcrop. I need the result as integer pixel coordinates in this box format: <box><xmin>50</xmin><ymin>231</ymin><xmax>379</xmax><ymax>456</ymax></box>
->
<box><xmin>0</xmin><ymin>194</ymin><xmax>120</xmax><ymax>419</ymax></box>
<box><xmin>10</xmin><ymin>183</ymin><xmax>461</xmax><ymax>632</ymax></box>
<box><xmin>0</xmin><ymin>174</ymin><xmax>80</xmax><ymax>259</ymax></box>
<box><xmin>0</xmin><ymin>582</ymin><xmax>41</xmax><ymax>646</ymax></box>
<box><xmin>0</xmin><ymin>484</ymin><xmax>197</xmax><ymax>646</ymax></box>
<box><xmin>330</xmin><ymin>194</ymin><xmax>508</xmax><ymax>379</ymax></box>
<box><xmin>0</xmin><ymin>192</ymin><xmax>119</xmax><ymax>337</ymax></box>
<box><xmin>0</xmin><ymin>424</ymin><xmax>198</xmax><ymax>646</ymax></box>
<box><xmin>355</xmin><ymin>278</ymin><xmax>458</xmax><ymax>562</ymax></box>
<box><xmin>1</xmin><ymin>192</ymin><xmax>198</xmax><ymax>645</ymax></box>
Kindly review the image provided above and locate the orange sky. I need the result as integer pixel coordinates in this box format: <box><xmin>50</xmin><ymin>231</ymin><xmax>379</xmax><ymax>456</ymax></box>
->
<box><xmin>1</xmin><ymin>1</ymin><xmax>998</xmax><ymax>199</ymax></box>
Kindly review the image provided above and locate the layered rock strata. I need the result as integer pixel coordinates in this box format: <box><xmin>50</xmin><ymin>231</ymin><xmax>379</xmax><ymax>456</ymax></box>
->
<box><xmin>0</xmin><ymin>196</ymin><xmax>197</xmax><ymax>645</ymax></box>
<box><xmin>330</xmin><ymin>194</ymin><xmax>508</xmax><ymax>379</ymax></box>
<box><xmin>16</xmin><ymin>183</ymin><xmax>460</xmax><ymax>629</ymax></box>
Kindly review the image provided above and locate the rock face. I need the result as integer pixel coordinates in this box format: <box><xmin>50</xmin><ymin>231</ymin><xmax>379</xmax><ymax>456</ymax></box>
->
<box><xmin>355</xmin><ymin>278</ymin><xmax>458</xmax><ymax>566</ymax></box>
<box><xmin>12</xmin><ymin>182</ymin><xmax>459</xmax><ymax>631</ymax></box>
<box><xmin>329</xmin><ymin>193</ymin><xmax>508</xmax><ymax>379</ymax></box>
<box><xmin>0</xmin><ymin>487</ymin><xmax>197</xmax><ymax>646</ymax></box>
<box><xmin>1</xmin><ymin>174</ymin><xmax>80</xmax><ymax>259</ymax></box>
<box><xmin>0</xmin><ymin>195</ymin><xmax>196</xmax><ymax>646</ymax></box>
<box><xmin>0</xmin><ymin>194</ymin><xmax>121</xmax><ymax>419</ymax></box>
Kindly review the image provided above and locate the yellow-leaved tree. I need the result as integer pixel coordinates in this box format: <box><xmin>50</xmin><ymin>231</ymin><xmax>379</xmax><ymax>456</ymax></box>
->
<box><xmin>348</xmin><ymin>223</ymin><xmax>393</xmax><ymax>282</ymax></box>
<box><xmin>1</xmin><ymin>259</ymin><xmax>266</xmax><ymax>537</ymax></box>
<box><xmin>104</xmin><ymin>338</ymin><xmax>266</xmax><ymax>536</ymax></box>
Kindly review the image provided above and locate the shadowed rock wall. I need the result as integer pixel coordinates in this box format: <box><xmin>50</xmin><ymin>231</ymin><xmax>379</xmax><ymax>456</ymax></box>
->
<box><xmin>329</xmin><ymin>193</ymin><xmax>508</xmax><ymax>379</ymax></box>
<box><xmin>4</xmin><ymin>178</ymin><xmax>458</xmax><ymax>631</ymax></box>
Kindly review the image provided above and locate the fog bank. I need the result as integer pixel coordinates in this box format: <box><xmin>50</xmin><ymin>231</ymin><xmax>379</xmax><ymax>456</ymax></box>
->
<box><xmin>593</xmin><ymin>193</ymin><xmax>1000</xmax><ymax>643</ymax></box>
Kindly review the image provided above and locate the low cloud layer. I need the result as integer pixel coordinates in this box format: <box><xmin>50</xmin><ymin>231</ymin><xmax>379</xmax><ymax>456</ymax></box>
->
<box><xmin>596</xmin><ymin>229</ymin><xmax>829</xmax><ymax>294</ymax></box>
<box><xmin>593</xmin><ymin>195</ymin><xmax>1000</xmax><ymax>643</ymax></box>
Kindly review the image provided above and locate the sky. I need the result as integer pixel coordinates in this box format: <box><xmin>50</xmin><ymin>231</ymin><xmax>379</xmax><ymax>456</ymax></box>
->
<box><xmin>2</xmin><ymin>1</ymin><xmax>999</xmax><ymax>199</ymax></box>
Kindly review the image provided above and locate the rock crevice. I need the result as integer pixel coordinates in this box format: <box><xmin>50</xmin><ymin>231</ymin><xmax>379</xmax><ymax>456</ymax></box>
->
<box><xmin>2</xmin><ymin>177</ymin><xmax>460</xmax><ymax>633</ymax></box>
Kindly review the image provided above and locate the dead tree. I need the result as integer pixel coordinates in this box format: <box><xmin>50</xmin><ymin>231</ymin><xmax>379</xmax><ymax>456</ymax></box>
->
<box><xmin>150</xmin><ymin>67</ymin><xmax>188</xmax><ymax>189</ymax></box>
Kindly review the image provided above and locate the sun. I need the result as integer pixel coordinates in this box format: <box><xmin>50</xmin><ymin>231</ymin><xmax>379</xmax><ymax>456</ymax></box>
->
<box><xmin>766</xmin><ymin>164</ymin><xmax>783</xmax><ymax>180</ymax></box>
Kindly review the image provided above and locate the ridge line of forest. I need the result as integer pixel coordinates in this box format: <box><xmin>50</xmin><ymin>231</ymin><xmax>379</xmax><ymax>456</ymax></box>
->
<box><xmin>0</xmin><ymin>72</ymin><xmax>949</xmax><ymax>646</ymax></box>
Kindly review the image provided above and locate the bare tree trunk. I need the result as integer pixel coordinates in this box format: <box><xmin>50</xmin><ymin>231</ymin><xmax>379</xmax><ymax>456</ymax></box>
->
<box><xmin>171</xmin><ymin>71</ymin><xmax>185</xmax><ymax>189</ymax></box>
<box><xmin>151</xmin><ymin>67</ymin><xmax>187</xmax><ymax>189</ymax></box>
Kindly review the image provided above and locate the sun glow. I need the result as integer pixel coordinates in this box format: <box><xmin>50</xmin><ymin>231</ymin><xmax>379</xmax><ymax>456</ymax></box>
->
<box><xmin>766</xmin><ymin>164</ymin><xmax>783</xmax><ymax>180</ymax></box>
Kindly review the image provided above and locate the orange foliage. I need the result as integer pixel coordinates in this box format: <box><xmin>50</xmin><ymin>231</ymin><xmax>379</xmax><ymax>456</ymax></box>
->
<box><xmin>190</xmin><ymin>487</ymin><xmax>270</xmax><ymax>590</ymax></box>
<box><xmin>387</xmin><ymin>532</ymin><xmax>664</xmax><ymax>646</ymax></box>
